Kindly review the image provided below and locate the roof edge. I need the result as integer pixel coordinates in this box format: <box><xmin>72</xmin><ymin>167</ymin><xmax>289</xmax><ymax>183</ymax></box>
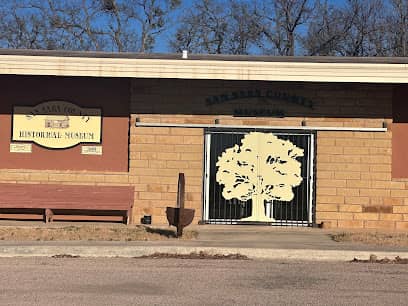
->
<box><xmin>0</xmin><ymin>48</ymin><xmax>407</xmax><ymax>64</ymax></box>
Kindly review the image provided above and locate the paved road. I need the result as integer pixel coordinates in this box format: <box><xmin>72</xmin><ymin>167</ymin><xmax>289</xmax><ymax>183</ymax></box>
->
<box><xmin>0</xmin><ymin>257</ymin><xmax>407</xmax><ymax>306</ymax></box>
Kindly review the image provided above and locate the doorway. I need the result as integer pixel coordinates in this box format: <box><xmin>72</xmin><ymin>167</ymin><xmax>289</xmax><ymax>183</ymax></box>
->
<box><xmin>203</xmin><ymin>128</ymin><xmax>315</xmax><ymax>226</ymax></box>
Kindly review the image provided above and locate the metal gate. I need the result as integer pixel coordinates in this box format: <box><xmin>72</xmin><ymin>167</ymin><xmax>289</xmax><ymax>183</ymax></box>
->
<box><xmin>203</xmin><ymin>128</ymin><xmax>315</xmax><ymax>226</ymax></box>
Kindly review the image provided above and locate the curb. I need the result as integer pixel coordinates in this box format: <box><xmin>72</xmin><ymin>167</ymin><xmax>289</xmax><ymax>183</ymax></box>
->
<box><xmin>1</xmin><ymin>245</ymin><xmax>408</xmax><ymax>261</ymax></box>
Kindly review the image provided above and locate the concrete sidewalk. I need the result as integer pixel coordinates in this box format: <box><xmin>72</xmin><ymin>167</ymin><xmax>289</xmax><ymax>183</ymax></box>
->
<box><xmin>1</xmin><ymin>223</ymin><xmax>408</xmax><ymax>261</ymax></box>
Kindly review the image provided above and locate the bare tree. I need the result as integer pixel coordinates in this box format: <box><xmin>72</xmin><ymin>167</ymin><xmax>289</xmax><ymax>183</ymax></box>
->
<box><xmin>0</xmin><ymin>1</ymin><xmax>52</xmax><ymax>49</ymax></box>
<box><xmin>258</xmin><ymin>0</ymin><xmax>312</xmax><ymax>56</ymax></box>
<box><xmin>169</xmin><ymin>0</ymin><xmax>261</xmax><ymax>54</ymax></box>
<box><xmin>302</xmin><ymin>1</ymin><xmax>355</xmax><ymax>55</ymax></box>
<box><xmin>0</xmin><ymin>0</ymin><xmax>180</xmax><ymax>52</ymax></box>
<box><xmin>0</xmin><ymin>0</ymin><xmax>404</xmax><ymax>57</ymax></box>
<box><xmin>340</xmin><ymin>0</ymin><xmax>386</xmax><ymax>56</ymax></box>
<box><xmin>117</xmin><ymin>0</ymin><xmax>181</xmax><ymax>52</ymax></box>
<box><xmin>386</xmin><ymin>0</ymin><xmax>408</xmax><ymax>56</ymax></box>
<box><xmin>301</xmin><ymin>0</ymin><xmax>387</xmax><ymax>56</ymax></box>
<box><xmin>226</xmin><ymin>1</ymin><xmax>263</xmax><ymax>54</ymax></box>
<box><xmin>170</xmin><ymin>0</ymin><xmax>230</xmax><ymax>54</ymax></box>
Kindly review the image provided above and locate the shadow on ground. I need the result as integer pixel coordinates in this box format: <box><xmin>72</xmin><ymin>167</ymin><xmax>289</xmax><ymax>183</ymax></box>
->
<box><xmin>144</xmin><ymin>226</ymin><xmax>177</xmax><ymax>238</ymax></box>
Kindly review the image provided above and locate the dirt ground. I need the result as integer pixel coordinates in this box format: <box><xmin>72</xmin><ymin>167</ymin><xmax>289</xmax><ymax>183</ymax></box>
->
<box><xmin>331</xmin><ymin>231</ymin><xmax>408</xmax><ymax>247</ymax></box>
<box><xmin>0</xmin><ymin>225</ymin><xmax>198</xmax><ymax>241</ymax></box>
<box><xmin>138</xmin><ymin>251</ymin><xmax>249</xmax><ymax>260</ymax></box>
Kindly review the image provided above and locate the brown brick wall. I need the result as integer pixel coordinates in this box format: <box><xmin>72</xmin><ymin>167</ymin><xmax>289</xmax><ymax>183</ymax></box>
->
<box><xmin>0</xmin><ymin>75</ymin><xmax>130</xmax><ymax>172</ymax></box>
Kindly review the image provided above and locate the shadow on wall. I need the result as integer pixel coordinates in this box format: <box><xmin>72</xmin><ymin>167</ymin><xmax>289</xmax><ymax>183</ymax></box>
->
<box><xmin>130</xmin><ymin>78</ymin><xmax>394</xmax><ymax>119</ymax></box>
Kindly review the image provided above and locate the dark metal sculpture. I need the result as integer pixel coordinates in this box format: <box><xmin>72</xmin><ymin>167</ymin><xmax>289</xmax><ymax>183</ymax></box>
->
<box><xmin>166</xmin><ymin>173</ymin><xmax>195</xmax><ymax>237</ymax></box>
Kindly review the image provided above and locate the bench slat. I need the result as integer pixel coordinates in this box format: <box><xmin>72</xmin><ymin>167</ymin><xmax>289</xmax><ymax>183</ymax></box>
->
<box><xmin>0</xmin><ymin>183</ymin><xmax>135</xmax><ymax>223</ymax></box>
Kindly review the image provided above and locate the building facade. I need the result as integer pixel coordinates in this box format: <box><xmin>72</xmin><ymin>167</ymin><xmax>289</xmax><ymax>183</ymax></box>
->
<box><xmin>0</xmin><ymin>50</ymin><xmax>407</xmax><ymax>230</ymax></box>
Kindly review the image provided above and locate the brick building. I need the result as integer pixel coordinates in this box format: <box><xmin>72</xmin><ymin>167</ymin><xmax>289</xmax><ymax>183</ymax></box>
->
<box><xmin>0</xmin><ymin>50</ymin><xmax>408</xmax><ymax>230</ymax></box>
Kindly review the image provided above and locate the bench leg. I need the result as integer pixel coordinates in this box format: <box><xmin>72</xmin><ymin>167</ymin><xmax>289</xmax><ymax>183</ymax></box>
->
<box><xmin>45</xmin><ymin>209</ymin><xmax>53</xmax><ymax>223</ymax></box>
<box><xmin>124</xmin><ymin>209</ymin><xmax>132</xmax><ymax>225</ymax></box>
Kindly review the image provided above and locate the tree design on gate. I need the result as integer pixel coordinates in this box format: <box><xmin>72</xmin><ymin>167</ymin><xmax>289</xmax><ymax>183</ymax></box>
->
<box><xmin>216</xmin><ymin>132</ymin><xmax>304</xmax><ymax>222</ymax></box>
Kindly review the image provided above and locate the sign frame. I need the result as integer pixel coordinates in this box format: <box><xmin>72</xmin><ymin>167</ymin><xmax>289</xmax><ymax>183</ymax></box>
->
<box><xmin>11</xmin><ymin>100</ymin><xmax>103</xmax><ymax>150</ymax></box>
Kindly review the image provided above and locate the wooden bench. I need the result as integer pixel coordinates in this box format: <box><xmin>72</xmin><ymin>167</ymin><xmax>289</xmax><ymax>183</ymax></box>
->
<box><xmin>0</xmin><ymin>183</ymin><xmax>134</xmax><ymax>224</ymax></box>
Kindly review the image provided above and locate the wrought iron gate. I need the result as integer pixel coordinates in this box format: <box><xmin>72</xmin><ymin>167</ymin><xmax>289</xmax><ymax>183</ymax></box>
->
<box><xmin>203</xmin><ymin>128</ymin><xmax>315</xmax><ymax>226</ymax></box>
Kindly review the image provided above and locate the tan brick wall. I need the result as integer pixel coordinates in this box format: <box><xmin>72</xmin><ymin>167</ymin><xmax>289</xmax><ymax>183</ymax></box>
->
<box><xmin>129</xmin><ymin>114</ymin><xmax>406</xmax><ymax>229</ymax></box>
<box><xmin>129</xmin><ymin>116</ymin><xmax>204</xmax><ymax>224</ymax></box>
<box><xmin>0</xmin><ymin>169</ymin><xmax>130</xmax><ymax>186</ymax></box>
<box><xmin>315</xmin><ymin>121</ymin><xmax>408</xmax><ymax>230</ymax></box>
<box><xmin>128</xmin><ymin>79</ymin><xmax>402</xmax><ymax>229</ymax></box>
<box><xmin>0</xmin><ymin>168</ymin><xmax>132</xmax><ymax>222</ymax></box>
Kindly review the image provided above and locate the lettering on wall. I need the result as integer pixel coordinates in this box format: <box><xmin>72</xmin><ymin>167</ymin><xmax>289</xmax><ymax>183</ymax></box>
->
<box><xmin>205</xmin><ymin>89</ymin><xmax>314</xmax><ymax>117</ymax></box>
<box><xmin>12</xmin><ymin>101</ymin><xmax>102</xmax><ymax>149</ymax></box>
